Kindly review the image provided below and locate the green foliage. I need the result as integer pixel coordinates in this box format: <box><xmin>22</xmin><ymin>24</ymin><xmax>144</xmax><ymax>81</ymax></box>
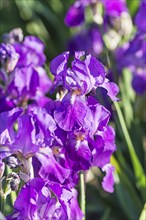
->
<box><xmin>0</xmin><ymin>0</ymin><xmax>73</xmax><ymax>60</ymax></box>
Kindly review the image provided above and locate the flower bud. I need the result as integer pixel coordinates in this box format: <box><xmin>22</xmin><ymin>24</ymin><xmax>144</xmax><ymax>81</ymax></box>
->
<box><xmin>7</xmin><ymin>172</ymin><xmax>20</xmax><ymax>191</ymax></box>
<box><xmin>0</xmin><ymin>162</ymin><xmax>5</xmax><ymax>179</ymax></box>
<box><xmin>0</xmin><ymin>43</ymin><xmax>19</xmax><ymax>73</ymax></box>
<box><xmin>5</xmin><ymin>155</ymin><xmax>22</xmax><ymax>169</ymax></box>
<box><xmin>2</xmin><ymin>28</ymin><xmax>23</xmax><ymax>44</ymax></box>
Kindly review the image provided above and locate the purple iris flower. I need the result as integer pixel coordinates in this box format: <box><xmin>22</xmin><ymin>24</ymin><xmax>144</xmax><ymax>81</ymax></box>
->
<box><xmin>68</xmin><ymin>25</ymin><xmax>103</xmax><ymax>56</ymax></box>
<box><xmin>0</xmin><ymin>107</ymin><xmax>56</xmax><ymax>158</ymax></box>
<box><xmin>14</xmin><ymin>36</ymin><xmax>46</xmax><ymax>67</ymax></box>
<box><xmin>64</xmin><ymin>0</ymin><xmax>98</xmax><ymax>27</ymax></box>
<box><xmin>64</xmin><ymin>1</ymin><xmax>85</xmax><ymax>27</ymax></box>
<box><xmin>50</xmin><ymin>51</ymin><xmax>118</xmax><ymax>99</ymax></box>
<box><xmin>2</xmin><ymin>28</ymin><xmax>46</xmax><ymax>67</ymax></box>
<box><xmin>0</xmin><ymin>29</ymin><xmax>52</xmax><ymax>107</ymax></box>
<box><xmin>102</xmin><ymin>0</ymin><xmax>127</xmax><ymax>17</ymax></box>
<box><xmin>65</xmin><ymin>0</ymin><xmax>128</xmax><ymax>27</ymax></box>
<box><xmin>132</xmin><ymin>73</ymin><xmax>146</xmax><ymax>94</ymax></box>
<box><xmin>50</xmin><ymin>52</ymin><xmax>118</xmax><ymax>185</ymax></box>
<box><xmin>116</xmin><ymin>33</ymin><xmax>146</xmax><ymax>94</ymax></box>
<box><xmin>6</xmin><ymin>178</ymin><xmax>55</xmax><ymax>220</ymax></box>
<box><xmin>64</xmin><ymin>0</ymin><xmax>99</xmax><ymax>27</ymax></box>
<box><xmin>7</xmin><ymin>178</ymin><xmax>83</xmax><ymax>220</ymax></box>
<box><xmin>6</xmin><ymin>66</ymin><xmax>52</xmax><ymax>105</ymax></box>
<box><xmin>115</xmin><ymin>0</ymin><xmax>146</xmax><ymax>95</ymax></box>
<box><xmin>135</xmin><ymin>0</ymin><xmax>146</xmax><ymax>33</ymax></box>
<box><xmin>50</xmin><ymin>51</ymin><xmax>105</xmax><ymax>94</ymax></box>
<box><xmin>90</xmin><ymin>125</ymin><xmax>116</xmax><ymax>168</ymax></box>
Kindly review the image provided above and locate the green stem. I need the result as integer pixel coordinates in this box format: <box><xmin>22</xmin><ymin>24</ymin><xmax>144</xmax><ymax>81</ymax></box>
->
<box><xmin>0</xmin><ymin>195</ymin><xmax>6</xmax><ymax>213</ymax></box>
<box><xmin>80</xmin><ymin>172</ymin><xmax>86</xmax><ymax>220</ymax></box>
<box><xmin>114</xmin><ymin>102</ymin><xmax>133</xmax><ymax>150</ymax></box>
<box><xmin>10</xmin><ymin>191</ymin><xmax>17</xmax><ymax>206</ymax></box>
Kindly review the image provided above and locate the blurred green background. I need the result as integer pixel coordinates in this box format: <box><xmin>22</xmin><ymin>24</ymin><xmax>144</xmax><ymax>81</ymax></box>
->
<box><xmin>0</xmin><ymin>0</ymin><xmax>75</xmax><ymax>60</ymax></box>
<box><xmin>0</xmin><ymin>0</ymin><xmax>145</xmax><ymax>220</ymax></box>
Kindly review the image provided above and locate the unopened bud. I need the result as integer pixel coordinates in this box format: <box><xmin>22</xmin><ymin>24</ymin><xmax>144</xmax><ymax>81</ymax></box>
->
<box><xmin>7</xmin><ymin>172</ymin><xmax>20</xmax><ymax>191</ymax></box>
<box><xmin>2</xmin><ymin>28</ymin><xmax>23</xmax><ymax>44</ymax></box>
<box><xmin>0</xmin><ymin>43</ymin><xmax>19</xmax><ymax>73</ymax></box>
<box><xmin>5</xmin><ymin>155</ymin><xmax>22</xmax><ymax>169</ymax></box>
<box><xmin>0</xmin><ymin>161</ymin><xmax>5</xmax><ymax>178</ymax></box>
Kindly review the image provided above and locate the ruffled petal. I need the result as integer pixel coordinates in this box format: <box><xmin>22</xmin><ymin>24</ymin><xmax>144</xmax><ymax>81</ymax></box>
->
<box><xmin>102</xmin><ymin>164</ymin><xmax>115</xmax><ymax>193</ymax></box>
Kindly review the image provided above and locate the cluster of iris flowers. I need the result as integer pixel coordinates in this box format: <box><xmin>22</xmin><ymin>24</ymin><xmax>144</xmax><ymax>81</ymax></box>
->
<box><xmin>65</xmin><ymin>0</ymin><xmax>146</xmax><ymax>95</ymax></box>
<box><xmin>116</xmin><ymin>0</ymin><xmax>146</xmax><ymax>95</ymax></box>
<box><xmin>0</xmin><ymin>26</ymin><xmax>119</xmax><ymax>219</ymax></box>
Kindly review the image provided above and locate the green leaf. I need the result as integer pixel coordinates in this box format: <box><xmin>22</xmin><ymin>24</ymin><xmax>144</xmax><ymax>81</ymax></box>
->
<box><xmin>114</xmin><ymin>102</ymin><xmax>146</xmax><ymax>196</ymax></box>
<box><xmin>126</xmin><ymin>0</ymin><xmax>140</xmax><ymax>17</ymax></box>
<box><xmin>111</xmin><ymin>156</ymin><xmax>143</xmax><ymax>219</ymax></box>
<box><xmin>139</xmin><ymin>203</ymin><xmax>146</xmax><ymax>220</ymax></box>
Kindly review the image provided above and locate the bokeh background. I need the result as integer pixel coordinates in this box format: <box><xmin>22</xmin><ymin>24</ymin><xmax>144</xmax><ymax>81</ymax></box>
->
<box><xmin>0</xmin><ymin>0</ymin><xmax>145</xmax><ymax>220</ymax></box>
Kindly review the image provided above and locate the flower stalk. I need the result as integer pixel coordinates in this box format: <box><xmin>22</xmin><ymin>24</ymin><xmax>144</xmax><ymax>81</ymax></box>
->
<box><xmin>80</xmin><ymin>171</ymin><xmax>86</xmax><ymax>220</ymax></box>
